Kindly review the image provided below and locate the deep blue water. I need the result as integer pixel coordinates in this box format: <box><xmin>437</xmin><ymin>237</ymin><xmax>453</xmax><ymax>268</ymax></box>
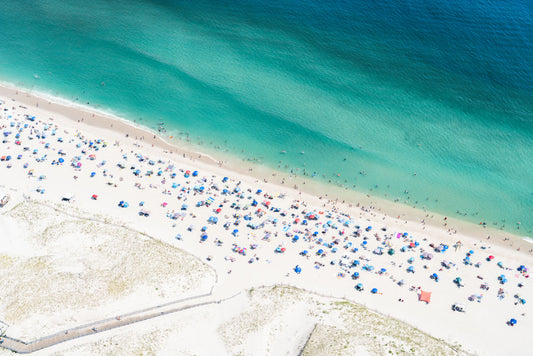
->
<box><xmin>0</xmin><ymin>0</ymin><xmax>532</xmax><ymax>235</ymax></box>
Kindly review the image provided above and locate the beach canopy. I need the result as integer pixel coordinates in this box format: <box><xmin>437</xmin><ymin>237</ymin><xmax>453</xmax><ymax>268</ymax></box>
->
<box><xmin>419</xmin><ymin>290</ymin><xmax>432</xmax><ymax>303</ymax></box>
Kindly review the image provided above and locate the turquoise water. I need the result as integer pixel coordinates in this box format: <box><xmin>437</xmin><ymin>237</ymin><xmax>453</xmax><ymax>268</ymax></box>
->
<box><xmin>0</xmin><ymin>0</ymin><xmax>532</xmax><ymax>236</ymax></box>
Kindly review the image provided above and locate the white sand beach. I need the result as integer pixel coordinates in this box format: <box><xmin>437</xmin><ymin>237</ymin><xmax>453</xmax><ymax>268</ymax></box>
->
<box><xmin>0</xmin><ymin>84</ymin><xmax>531</xmax><ymax>355</ymax></box>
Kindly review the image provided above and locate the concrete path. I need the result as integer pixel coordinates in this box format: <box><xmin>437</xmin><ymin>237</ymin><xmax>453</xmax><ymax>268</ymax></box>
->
<box><xmin>0</xmin><ymin>292</ymin><xmax>237</xmax><ymax>354</ymax></box>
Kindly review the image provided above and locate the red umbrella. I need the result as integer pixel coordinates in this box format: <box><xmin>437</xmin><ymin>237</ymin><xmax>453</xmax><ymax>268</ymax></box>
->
<box><xmin>91</xmin><ymin>194</ymin><xmax>98</xmax><ymax>200</ymax></box>
<box><xmin>216</xmin><ymin>208</ymin><xmax>222</xmax><ymax>213</ymax></box>
<box><xmin>489</xmin><ymin>255</ymin><xmax>495</xmax><ymax>260</ymax></box>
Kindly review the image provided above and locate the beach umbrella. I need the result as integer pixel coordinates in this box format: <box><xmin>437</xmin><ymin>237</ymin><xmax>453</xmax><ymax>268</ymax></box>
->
<box><xmin>509</xmin><ymin>318</ymin><xmax>517</xmax><ymax>326</ymax></box>
<box><xmin>352</xmin><ymin>272</ymin><xmax>360</xmax><ymax>279</ymax></box>
<box><xmin>90</xmin><ymin>172</ymin><xmax>96</xmax><ymax>177</ymax></box>
<box><xmin>371</xmin><ymin>288</ymin><xmax>378</xmax><ymax>294</ymax></box>
<box><xmin>355</xmin><ymin>283</ymin><xmax>363</xmax><ymax>291</ymax></box>
<box><xmin>58</xmin><ymin>157</ymin><xmax>64</xmax><ymax>163</ymax></box>
<box><xmin>77</xmin><ymin>162</ymin><xmax>82</xmax><ymax>167</ymax></box>
<box><xmin>294</xmin><ymin>265</ymin><xmax>302</xmax><ymax>274</ymax></box>
<box><xmin>380</xmin><ymin>268</ymin><xmax>387</xmax><ymax>273</ymax></box>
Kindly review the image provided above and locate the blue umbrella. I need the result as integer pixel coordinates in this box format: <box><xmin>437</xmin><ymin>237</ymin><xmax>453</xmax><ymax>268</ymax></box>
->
<box><xmin>58</xmin><ymin>157</ymin><xmax>64</xmax><ymax>163</ymax></box>
<box><xmin>371</xmin><ymin>288</ymin><xmax>378</xmax><ymax>294</ymax></box>
<box><xmin>510</xmin><ymin>318</ymin><xmax>517</xmax><ymax>325</ymax></box>
<box><xmin>294</xmin><ymin>265</ymin><xmax>302</xmax><ymax>273</ymax></box>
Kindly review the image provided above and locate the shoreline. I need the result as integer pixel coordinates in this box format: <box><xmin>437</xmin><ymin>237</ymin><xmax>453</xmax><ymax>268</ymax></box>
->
<box><xmin>1</xmin><ymin>81</ymin><xmax>531</xmax><ymax>255</ymax></box>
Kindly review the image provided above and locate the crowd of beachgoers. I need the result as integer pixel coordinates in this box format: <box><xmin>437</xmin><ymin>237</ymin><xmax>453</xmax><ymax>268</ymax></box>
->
<box><xmin>0</xmin><ymin>91</ymin><xmax>531</xmax><ymax>355</ymax></box>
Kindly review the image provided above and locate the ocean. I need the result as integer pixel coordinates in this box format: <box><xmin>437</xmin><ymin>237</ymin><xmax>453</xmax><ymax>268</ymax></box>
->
<box><xmin>0</xmin><ymin>0</ymin><xmax>532</xmax><ymax>236</ymax></box>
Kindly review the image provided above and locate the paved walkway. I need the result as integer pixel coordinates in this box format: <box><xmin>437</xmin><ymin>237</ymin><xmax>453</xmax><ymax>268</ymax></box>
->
<box><xmin>0</xmin><ymin>292</ymin><xmax>236</xmax><ymax>354</ymax></box>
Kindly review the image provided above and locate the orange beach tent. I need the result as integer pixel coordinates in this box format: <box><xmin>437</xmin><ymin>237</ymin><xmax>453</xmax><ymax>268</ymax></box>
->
<box><xmin>419</xmin><ymin>290</ymin><xmax>432</xmax><ymax>304</ymax></box>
